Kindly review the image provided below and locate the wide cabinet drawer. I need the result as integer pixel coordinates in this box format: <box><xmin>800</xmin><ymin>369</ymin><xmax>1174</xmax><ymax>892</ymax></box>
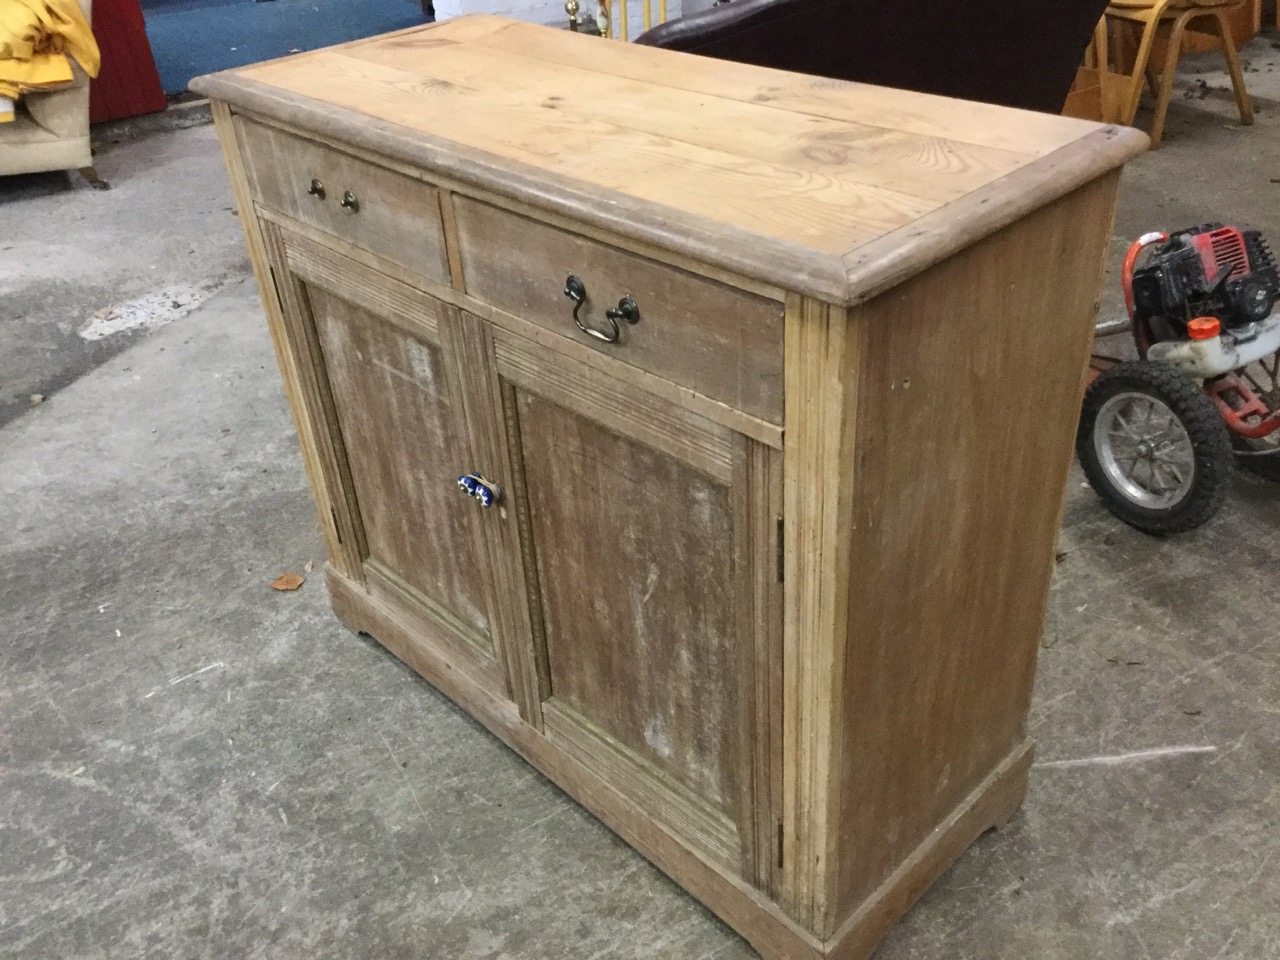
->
<box><xmin>453</xmin><ymin>196</ymin><xmax>786</xmax><ymax>425</ymax></box>
<box><xmin>236</xmin><ymin>117</ymin><xmax>452</xmax><ymax>285</ymax></box>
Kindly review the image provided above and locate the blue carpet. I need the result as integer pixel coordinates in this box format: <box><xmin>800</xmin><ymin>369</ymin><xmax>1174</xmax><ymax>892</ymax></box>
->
<box><xmin>141</xmin><ymin>0</ymin><xmax>430</xmax><ymax>94</ymax></box>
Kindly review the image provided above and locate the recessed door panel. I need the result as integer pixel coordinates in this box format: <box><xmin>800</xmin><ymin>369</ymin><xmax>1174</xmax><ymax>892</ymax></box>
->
<box><xmin>519</xmin><ymin>390</ymin><xmax>740</xmax><ymax>809</ymax></box>
<box><xmin>309</xmin><ymin>285</ymin><xmax>493</xmax><ymax>649</ymax></box>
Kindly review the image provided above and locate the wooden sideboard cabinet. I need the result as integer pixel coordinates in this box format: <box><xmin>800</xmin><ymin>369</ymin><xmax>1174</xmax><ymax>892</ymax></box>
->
<box><xmin>194</xmin><ymin>18</ymin><xmax>1146</xmax><ymax>959</ymax></box>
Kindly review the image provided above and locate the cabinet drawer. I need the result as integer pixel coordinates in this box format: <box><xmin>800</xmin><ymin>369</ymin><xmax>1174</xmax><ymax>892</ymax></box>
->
<box><xmin>453</xmin><ymin>197</ymin><xmax>785</xmax><ymax>425</ymax></box>
<box><xmin>236</xmin><ymin>117</ymin><xmax>451</xmax><ymax>285</ymax></box>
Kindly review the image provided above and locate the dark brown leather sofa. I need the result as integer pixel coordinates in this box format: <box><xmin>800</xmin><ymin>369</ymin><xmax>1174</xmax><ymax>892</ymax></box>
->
<box><xmin>636</xmin><ymin>0</ymin><xmax>1110</xmax><ymax>114</ymax></box>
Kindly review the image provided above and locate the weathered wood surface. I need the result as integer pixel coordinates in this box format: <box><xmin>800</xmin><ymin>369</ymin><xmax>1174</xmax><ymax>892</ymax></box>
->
<box><xmin>833</xmin><ymin>174</ymin><xmax>1121</xmax><ymax>930</ymax></box>
<box><xmin>201</xmin><ymin>22</ymin><xmax>1143</xmax><ymax>958</ymax></box>
<box><xmin>210</xmin><ymin>102</ymin><xmax>362</xmax><ymax>581</ymax></box>
<box><xmin>779</xmin><ymin>293</ymin><xmax>859</xmax><ymax>931</ymax></box>
<box><xmin>454</xmin><ymin>196</ymin><xmax>786</xmax><ymax>424</ymax></box>
<box><xmin>307</xmin><ymin>285</ymin><xmax>496</xmax><ymax>646</ymax></box>
<box><xmin>256</xmin><ymin>200</ymin><xmax>785</xmax><ymax>449</ymax></box>
<box><xmin>237</xmin><ymin>117</ymin><xmax>451</xmax><ymax>284</ymax></box>
<box><xmin>517</xmin><ymin>387</ymin><xmax>741</xmax><ymax>806</ymax></box>
<box><xmin>191</xmin><ymin>16</ymin><xmax>1146</xmax><ymax>305</ymax></box>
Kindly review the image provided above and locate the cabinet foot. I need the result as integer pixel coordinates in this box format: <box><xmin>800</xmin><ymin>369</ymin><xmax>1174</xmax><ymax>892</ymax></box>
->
<box><xmin>326</xmin><ymin>568</ymin><xmax>372</xmax><ymax>636</ymax></box>
<box><xmin>990</xmin><ymin>759</ymin><xmax>1032</xmax><ymax>830</ymax></box>
<box><xmin>821</xmin><ymin>741</ymin><xmax>1035</xmax><ymax>960</ymax></box>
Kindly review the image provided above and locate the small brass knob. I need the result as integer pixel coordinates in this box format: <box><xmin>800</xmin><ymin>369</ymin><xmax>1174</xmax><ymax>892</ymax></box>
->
<box><xmin>307</xmin><ymin>178</ymin><xmax>325</xmax><ymax>200</ymax></box>
<box><xmin>340</xmin><ymin>190</ymin><xmax>359</xmax><ymax>213</ymax></box>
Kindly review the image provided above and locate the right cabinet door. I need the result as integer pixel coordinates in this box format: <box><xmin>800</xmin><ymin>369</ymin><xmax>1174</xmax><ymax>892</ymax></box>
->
<box><xmin>492</xmin><ymin>329</ymin><xmax>783</xmax><ymax>884</ymax></box>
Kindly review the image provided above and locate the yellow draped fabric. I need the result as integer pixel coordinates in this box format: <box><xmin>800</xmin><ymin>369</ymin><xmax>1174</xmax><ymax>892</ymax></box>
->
<box><xmin>0</xmin><ymin>0</ymin><xmax>100</xmax><ymax>120</ymax></box>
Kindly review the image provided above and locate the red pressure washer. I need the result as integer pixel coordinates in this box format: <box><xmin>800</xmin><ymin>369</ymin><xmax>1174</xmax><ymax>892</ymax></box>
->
<box><xmin>1078</xmin><ymin>224</ymin><xmax>1280</xmax><ymax>533</ymax></box>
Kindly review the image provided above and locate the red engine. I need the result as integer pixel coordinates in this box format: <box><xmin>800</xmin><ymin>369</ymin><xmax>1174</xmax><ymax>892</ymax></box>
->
<box><xmin>1189</xmin><ymin>225</ymin><xmax>1255</xmax><ymax>285</ymax></box>
<box><xmin>1129</xmin><ymin>224</ymin><xmax>1279</xmax><ymax>337</ymax></box>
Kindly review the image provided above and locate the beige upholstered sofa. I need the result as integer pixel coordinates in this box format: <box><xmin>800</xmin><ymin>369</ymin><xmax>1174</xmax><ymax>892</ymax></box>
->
<box><xmin>0</xmin><ymin>0</ymin><xmax>98</xmax><ymax>184</ymax></box>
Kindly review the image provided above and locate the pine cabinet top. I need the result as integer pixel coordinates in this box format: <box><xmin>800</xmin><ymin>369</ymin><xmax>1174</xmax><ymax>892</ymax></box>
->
<box><xmin>192</xmin><ymin>15</ymin><xmax>1146</xmax><ymax>306</ymax></box>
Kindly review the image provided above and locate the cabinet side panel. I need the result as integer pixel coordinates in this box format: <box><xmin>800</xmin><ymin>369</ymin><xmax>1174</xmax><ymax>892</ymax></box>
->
<box><xmin>834</xmin><ymin>173</ymin><xmax>1120</xmax><ymax>919</ymax></box>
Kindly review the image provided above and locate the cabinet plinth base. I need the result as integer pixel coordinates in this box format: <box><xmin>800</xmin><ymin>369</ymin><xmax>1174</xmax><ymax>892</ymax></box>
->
<box><xmin>823</xmin><ymin>742</ymin><xmax>1033</xmax><ymax>960</ymax></box>
<box><xmin>325</xmin><ymin>566</ymin><xmax>1032</xmax><ymax>960</ymax></box>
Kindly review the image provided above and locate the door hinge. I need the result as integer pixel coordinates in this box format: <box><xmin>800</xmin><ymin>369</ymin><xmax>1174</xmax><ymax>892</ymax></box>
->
<box><xmin>776</xmin><ymin>822</ymin><xmax>785</xmax><ymax>869</ymax></box>
<box><xmin>776</xmin><ymin>516</ymin><xmax>785</xmax><ymax>583</ymax></box>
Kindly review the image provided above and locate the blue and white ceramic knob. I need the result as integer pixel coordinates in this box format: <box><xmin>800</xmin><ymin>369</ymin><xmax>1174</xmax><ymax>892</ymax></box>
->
<box><xmin>458</xmin><ymin>472</ymin><xmax>500</xmax><ymax>507</ymax></box>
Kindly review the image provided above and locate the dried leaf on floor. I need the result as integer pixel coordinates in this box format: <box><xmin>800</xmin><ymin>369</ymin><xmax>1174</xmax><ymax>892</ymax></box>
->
<box><xmin>271</xmin><ymin>573</ymin><xmax>305</xmax><ymax>591</ymax></box>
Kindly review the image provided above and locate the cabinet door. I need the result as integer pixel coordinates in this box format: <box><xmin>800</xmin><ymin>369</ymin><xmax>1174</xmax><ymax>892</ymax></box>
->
<box><xmin>263</xmin><ymin>226</ymin><xmax>514</xmax><ymax>698</ymax></box>
<box><xmin>492</xmin><ymin>330</ymin><xmax>783</xmax><ymax>883</ymax></box>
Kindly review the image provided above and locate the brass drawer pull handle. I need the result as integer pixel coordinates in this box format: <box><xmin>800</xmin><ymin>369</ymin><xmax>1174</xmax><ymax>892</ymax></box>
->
<box><xmin>340</xmin><ymin>190</ymin><xmax>360</xmax><ymax>213</ymax></box>
<box><xmin>564</xmin><ymin>275</ymin><xmax>640</xmax><ymax>344</ymax></box>
<box><xmin>457</xmin><ymin>471</ymin><xmax>501</xmax><ymax>508</ymax></box>
<box><xmin>307</xmin><ymin>178</ymin><xmax>326</xmax><ymax>200</ymax></box>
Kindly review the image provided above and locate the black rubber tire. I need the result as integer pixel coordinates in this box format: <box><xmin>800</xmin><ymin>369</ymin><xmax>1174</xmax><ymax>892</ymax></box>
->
<box><xmin>1232</xmin><ymin>435</ymin><xmax>1280</xmax><ymax>481</ymax></box>
<box><xmin>1077</xmin><ymin>361</ymin><xmax>1233</xmax><ymax>535</ymax></box>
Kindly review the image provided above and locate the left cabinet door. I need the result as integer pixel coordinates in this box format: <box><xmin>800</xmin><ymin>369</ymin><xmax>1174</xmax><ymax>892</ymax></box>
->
<box><xmin>261</xmin><ymin>223</ymin><xmax>518</xmax><ymax>701</ymax></box>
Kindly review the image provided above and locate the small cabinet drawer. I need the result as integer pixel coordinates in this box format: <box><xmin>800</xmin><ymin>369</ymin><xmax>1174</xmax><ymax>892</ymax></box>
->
<box><xmin>235</xmin><ymin>117</ymin><xmax>451</xmax><ymax>285</ymax></box>
<box><xmin>453</xmin><ymin>197</ymin><xmax>785</xmax><ymax>425</ymax></box>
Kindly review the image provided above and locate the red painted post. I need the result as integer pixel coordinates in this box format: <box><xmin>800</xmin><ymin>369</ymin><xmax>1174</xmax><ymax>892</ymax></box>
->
<box><xmin>89</xmin><ymin>0</ymin><xmax>167</xmax><ymax>123</ymax></box>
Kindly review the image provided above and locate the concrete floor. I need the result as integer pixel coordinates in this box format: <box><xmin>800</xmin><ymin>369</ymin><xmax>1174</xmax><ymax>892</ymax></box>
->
<box><xmin>0</xmin><ymin>121</ymin><xmax>248</xmax><ymax>429</ymax></box>
<box><xmin>3</xmin><ymin>36</ymin><xmax>1280</xmax><ymax>960</ymax></box>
